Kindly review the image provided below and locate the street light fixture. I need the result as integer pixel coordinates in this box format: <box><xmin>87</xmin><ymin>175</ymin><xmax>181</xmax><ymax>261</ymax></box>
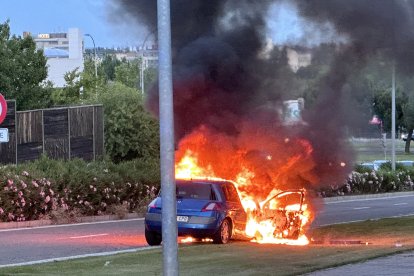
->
<box><xmin>85</xmin><ymin>33</ymin><xmax>98</xmax><ymax>80</ymax></box>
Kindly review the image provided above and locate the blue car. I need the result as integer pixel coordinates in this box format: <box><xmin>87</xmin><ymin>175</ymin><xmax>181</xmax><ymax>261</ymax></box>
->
<box><xmin>144</xmin><ymin>179</ymin><xmax>247</xmax><ymax>245</ymax></box>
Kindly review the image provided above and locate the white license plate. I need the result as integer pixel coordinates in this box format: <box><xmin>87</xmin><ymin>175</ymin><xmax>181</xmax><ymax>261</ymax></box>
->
<box><xmin>177</xmin><ymin>216</ymin><xmax>189</xmax><ymax>222</ymax></box>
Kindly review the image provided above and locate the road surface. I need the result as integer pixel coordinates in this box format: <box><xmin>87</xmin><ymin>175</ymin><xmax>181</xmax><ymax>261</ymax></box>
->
<box><xmin>0</xmin><ymin>192</ymin><xmax>413</xmax><ymax>267</ymax></box>
<box><xmin>312</xmin><ymin>192</ymin><xmax>414</xmax><ymax>227</ymax></box>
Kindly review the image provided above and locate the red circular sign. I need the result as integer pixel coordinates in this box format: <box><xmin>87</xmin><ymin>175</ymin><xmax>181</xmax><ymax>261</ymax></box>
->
<box><xmin>0</xmin><ymin>93</ymin><xmax>7</xmax><ymax>125</ymax></box>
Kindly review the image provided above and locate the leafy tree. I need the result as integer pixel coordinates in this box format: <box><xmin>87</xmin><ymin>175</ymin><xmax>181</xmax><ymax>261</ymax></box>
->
<box><xmin>0</xmin><ymin>21</ymin><xmax>51</xmax><ymax>110</ymax></box>
<box><xmin>99</xmin><ymin>54</ymin><xmax>121</xmax><ymax>82</ymax></box>
<box><xmin>114</xmin><ymin>59</ymin><xmax>139</xmax><ymax>89</ymax></box>
<box><xmin>51</xmin><ymin>68</ymin><xmax>83</xmax><ymax>105</ymax></box>
<box><xmin>402</xmin><ymin>96</ymin><xmax>414</xmax><ymax>153</ymax></box>
<box><xmin>98</xmin><ymin>82</ymin><xmax>160</xmax><ymax>162</ymax></box>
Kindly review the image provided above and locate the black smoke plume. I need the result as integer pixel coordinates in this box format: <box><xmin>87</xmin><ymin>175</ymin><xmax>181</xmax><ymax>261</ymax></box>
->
<box><xmin>108</xmin><ymin>0</ymin><xmax>414</xmax><ymax>190</ymax></box>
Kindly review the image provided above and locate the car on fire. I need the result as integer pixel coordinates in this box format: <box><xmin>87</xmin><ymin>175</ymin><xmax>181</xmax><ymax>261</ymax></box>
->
<box><xmin>144</xmin><ymin>178</ymin><xmax>247</xmax><ymax>245</ymax></box>
<box><xmin>253</xmin><ymin>189</ymin><xmax>306</xmax><ymax>240</ymax></box>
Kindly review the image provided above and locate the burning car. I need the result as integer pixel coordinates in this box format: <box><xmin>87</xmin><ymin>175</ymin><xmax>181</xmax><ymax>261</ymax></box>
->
<box><xmin>144</xmin><ymin>178</ymin><xmax>247</xmax><ymax>245</ymax></box>
<box><xmin>248</xmin><ymin>189</ymin><xmax>307</xmax><ymax>241</ymax></box>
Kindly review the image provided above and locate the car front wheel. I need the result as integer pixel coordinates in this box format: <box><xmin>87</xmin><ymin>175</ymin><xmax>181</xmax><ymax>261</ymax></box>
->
<box><xmin>213</xmin><ymin>219</ymin><xmax>231</xmax><ymax>244</ymax></box>
<box><xmin>145</xmin><ymin>228</ymin><xmax>162</xmax><ymax>246</ymax></box>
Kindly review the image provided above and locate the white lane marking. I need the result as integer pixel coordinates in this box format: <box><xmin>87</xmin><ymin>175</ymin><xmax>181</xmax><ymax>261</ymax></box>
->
<box><xmin>0</xmin><ymin>246</ymin><xmax>160</xmax><ymax>268</ymax></box>
<box><xmin>0</xmin><ymin>218</ymin><xmax>144</xmax><ymax>233</ymax></box>
<box><xmin>325</xmin><ymin>194</ymin><xmax>414</xmax><ymax>204</ymax></box>
<box><xmin>394</xmin><ymin>203</ymin><xmax>408</xmax><ymax>206</ymax></box>
<box><xmin>353</xmin><ymin>207</ymin><xmax>370</xmax><ymax>210</ymax></box>
<box><xmin>69</xmin><ymin>233</ymin><xmax>108</xmax><ymax>239</ymax></box>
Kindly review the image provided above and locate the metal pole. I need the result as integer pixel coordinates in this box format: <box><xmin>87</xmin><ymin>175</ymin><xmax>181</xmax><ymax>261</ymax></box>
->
<box><xmin>140</xmin><ymin>57</ymin><xmax>145</xmax><ymax>93</ymax></box>
<box><xmin>391</xmin><ymin>64</ymin><xmax>396</xmax><ymax>171</ymax></box>
<box><xmin>85</xmin><ymin>34</ymin><xmax>98</xmax><ymax>79</ymax></box>
<box><xmin>157</xmin><ymin>0</ymin><xmax>178</xmax><ymax>275</ymax></box>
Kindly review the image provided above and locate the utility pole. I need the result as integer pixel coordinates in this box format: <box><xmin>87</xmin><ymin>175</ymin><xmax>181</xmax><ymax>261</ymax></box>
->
<box><xmin>157</xmin><ymin>0</ymin><xmax>178</xmax><ymax>275</ymax></box>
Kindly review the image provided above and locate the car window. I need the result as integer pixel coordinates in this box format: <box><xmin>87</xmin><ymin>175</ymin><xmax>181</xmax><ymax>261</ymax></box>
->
<box><xmin>264</xmin><ymin>192</ymin><xmax>302</xmax><ymax>210</ymax></box>
<box><xmin>176</xmin><ymin>183</ymin><xmax>216</xmax><ymax>200</ymax></box>
<box><xmin>223</xmin><ymin>184</ymin><xmax>240</xmax><ymax>202</ymax></box>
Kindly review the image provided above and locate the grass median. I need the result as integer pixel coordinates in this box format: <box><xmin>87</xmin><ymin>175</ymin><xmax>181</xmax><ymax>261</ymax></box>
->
<box><xmin>2</xmin><ymin>216</ymin><xmax>414</xmax><ymax>276</ymax></box>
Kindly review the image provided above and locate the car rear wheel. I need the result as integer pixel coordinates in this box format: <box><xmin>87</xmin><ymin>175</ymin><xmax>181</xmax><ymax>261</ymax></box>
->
<box><xmin>145</xmin><ymin>228</ymin><xmax>162</xmax><ymax>246</ymax></box>
<box><xmin>213</xmin><ymin>219</ymin><xmax>231</xmax><ymax>244</ymax></box>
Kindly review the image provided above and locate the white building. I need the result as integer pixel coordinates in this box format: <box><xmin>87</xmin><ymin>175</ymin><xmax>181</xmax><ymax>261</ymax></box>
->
<box><xmin>287</xmin><ymin>47</ymin><xmax>312</xmax><ymax>73</ymax></box>
<box><xmin>25</xmin><ymin>28</ymin><xmax>84</xmax><ymax>87</ymax></box>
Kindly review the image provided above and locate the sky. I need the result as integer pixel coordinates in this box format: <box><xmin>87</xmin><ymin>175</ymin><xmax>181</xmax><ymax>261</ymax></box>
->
<box><xmin>0</xmin><ymin>0</ymin><xmax>148</xmax><ymax>49</ymax></box>
<box><xmin>0</xmin><ymin>0</ymin><xmax>337</xmax><ymax>49</ymax></box>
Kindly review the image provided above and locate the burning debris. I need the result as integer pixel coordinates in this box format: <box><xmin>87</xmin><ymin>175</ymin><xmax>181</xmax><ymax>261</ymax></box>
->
<box><xmin>108</xmin><ymin>0</ymin><xmax>414</xmax><ymax>244</ymax></box>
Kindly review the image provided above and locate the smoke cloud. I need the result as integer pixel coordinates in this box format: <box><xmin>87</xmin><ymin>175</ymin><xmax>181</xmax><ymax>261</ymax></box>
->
<box><xmin>108</xmin><ymin>1</ymin><xmax>414</xmax><ymax>192</ymax></box>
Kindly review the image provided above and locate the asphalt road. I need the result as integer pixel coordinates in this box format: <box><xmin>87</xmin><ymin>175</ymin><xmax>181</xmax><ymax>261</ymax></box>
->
<box><xmin>0</xmin><ymin>219</ymin><xmax>146</xmax><ymax>266</ymax></box>
<box><xmin>312</xmin><ymin>193</ymin><xmax>414</xmax><ymax>227</ymax></box>
<box><xmin>0</xmin><ymin>193</ymin><xmax>413</xmax><ymax>267</ymax></box>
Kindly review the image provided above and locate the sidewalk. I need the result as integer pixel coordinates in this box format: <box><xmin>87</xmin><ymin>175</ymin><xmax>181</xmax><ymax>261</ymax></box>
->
<box><xmin>306</xmin><ymin>251</ymin><xmax>414</xmax><ymax>276</ymax></box>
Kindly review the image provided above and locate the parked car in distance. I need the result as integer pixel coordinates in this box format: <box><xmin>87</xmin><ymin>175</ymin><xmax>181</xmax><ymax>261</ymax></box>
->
<box><xmin>373</xmin><ymin>160</ymin><xmax>390</xmax><ymax>170</ymax></box>
<box><xmin>360</xmin><ymin>162</ymin><xmax>375</xmax><ymax>171</ymax></box>
<box><xmin>397</xmin><ymin>160</ymin><xmax>414</xmax><ymax>167</ymax></box>
<box><xmin>401</xmin><ymin>133</ymin><xmax>414</xmax><ymax>141</ymax></box>
<box><xmin>359</xmin><ymin>160</ymin><xmax>414</xmax><ymax>171</ymax></box>
<box><xmin>144</xmin><ymin>178</ymin><xmax>247</xmax><ymax>246</ymax></box>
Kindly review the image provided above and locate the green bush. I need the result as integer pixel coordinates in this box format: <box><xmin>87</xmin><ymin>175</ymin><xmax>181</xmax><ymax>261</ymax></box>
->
<box><xmin>98</xmin><ymin>82</ymin><xmax>160</xmax><ymax>162</ymax></box>
<box><xmin>0</xmin><ymin>157</ymin><xmax>160</xmax><ymax>222</ymax></box>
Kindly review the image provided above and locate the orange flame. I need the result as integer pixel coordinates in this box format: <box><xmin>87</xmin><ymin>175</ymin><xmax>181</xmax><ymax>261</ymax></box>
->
<box><xmin>175</xmin><ymin>150</ymin><xmax>312</xmax><ymax>246</ymax></box>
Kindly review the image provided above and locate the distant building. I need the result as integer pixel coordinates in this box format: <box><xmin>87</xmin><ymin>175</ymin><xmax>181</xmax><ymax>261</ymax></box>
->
<box><xmin>24</xmin><ymin>28</ymin><xmax>84</xmax><ymax>87</ymax></box>
<box><xmin>287</xmin><ymin>47</ymin><xmax>312</xmax><ymax>73</ymax></box>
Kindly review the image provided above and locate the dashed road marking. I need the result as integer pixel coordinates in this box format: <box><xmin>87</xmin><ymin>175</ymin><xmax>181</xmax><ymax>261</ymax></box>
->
<box><xmin>69</xmin><ymin>233</ymin><xmax>108</xmax><ymax>239</ymax></box>
<box><xmin>353</xmin><ymin>207</ymin><xmax>370</xmax><ymax>210</ymax></box>
<box><xmin>393</xmin><ymin>203</ymin><xmax>408</xmax><ymax>206</ymax></box>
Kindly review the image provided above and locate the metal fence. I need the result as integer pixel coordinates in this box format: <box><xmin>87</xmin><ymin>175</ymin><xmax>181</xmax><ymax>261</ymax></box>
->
<box><xmin>0</xmin><ymin>101</ymin><xmax>104</xmax><ymax>165</ymax></box>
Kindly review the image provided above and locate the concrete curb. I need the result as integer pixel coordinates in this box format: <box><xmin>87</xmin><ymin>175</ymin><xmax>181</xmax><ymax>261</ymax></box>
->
<box><xmin>0</xmin><ymin>212</ymin><xmax>142</xmax><ymax>230</ymax></box>
<box><xmin>322</xmin><ymin>191</ymin><xmax>414</xmax><ymax>203</ymax></box>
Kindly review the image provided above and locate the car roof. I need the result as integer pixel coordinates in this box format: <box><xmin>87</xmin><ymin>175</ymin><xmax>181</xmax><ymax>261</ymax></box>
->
<box><xmin>176</xmin><ymin>178</ymin><xmax>234</xmax><ymax>186</ymax></box>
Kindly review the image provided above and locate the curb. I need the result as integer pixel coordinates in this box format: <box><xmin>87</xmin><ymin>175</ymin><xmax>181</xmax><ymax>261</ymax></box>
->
<box><xmin>322</xmin><ymin>191</ymin><xmax>414</xmax><ymax>203</ymax></box>
<box><xmin>0</xmin><ymin>213</ymin><xmax>143</xmax><ymax>230</ymax></box>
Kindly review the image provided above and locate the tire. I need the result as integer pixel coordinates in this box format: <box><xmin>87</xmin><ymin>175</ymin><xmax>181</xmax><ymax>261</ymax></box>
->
<box><xmin>213</xmin><ymin>219</ymin><xmax>231</xmax><ymax>244</ymax></box>
<box><xmin>145</xmin><ymin>228</ymin><xmax>162</xmax><ymax>246</ymax></box>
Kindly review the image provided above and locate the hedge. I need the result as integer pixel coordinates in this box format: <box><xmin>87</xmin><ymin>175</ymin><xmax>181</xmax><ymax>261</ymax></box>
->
<box><xmin>0</xmin><ymin>156</ymin><xmax>160</xmax><ymax>222</ymax></box>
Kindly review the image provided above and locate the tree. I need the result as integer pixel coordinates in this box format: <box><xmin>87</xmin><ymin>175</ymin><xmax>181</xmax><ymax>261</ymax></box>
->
<box><xmin>98</xmin><ymin>82</ymin><xmax>160</xmax><ymax>162</ymax></box>
<box><xmin>0</xmin><ymin>21</ymin><xmax>51</xmax><ymax>110</ymax></box>
<box><xmin>402</xmin><ymin>97</ymin><xmax>414</xmax><ymax>153</ymax></box>
<box><xmin>51</xmin><ymin>68</ymin><xmax>83</xmax><ymax>106</ymax></box>
<box><xmin>114</xmin><ymin>59</ymin><xmax>139</xmax><ymax>89</ymax></box>
<box><xmin>99</xmin><ymin>54</ymin><xmax>121</xmax><ymax>82</ymax></box>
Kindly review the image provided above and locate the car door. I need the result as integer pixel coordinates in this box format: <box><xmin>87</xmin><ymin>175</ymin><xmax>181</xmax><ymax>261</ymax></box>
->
<box><xmin>223</xmin><ymin>183</ymin><xmax>247</xmax><ymax>234</ymax></box>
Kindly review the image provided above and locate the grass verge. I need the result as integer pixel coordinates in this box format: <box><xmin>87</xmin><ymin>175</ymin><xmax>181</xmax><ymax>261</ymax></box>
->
<box><xmin>1</xmin><ymin>216</ymin><xmax>414</xmax><ymax>276</ymax></box>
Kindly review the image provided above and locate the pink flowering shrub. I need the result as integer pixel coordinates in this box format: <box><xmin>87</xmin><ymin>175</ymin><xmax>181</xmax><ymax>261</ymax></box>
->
<box><xmin>0</xmin><ymin>156</ymin><xmax>160</xmax><ymax>222</ymax></box>
<box><xmin>318</xmin><ymin>166</ymin><xmax>414</xmax><ymax>197</ymax></box>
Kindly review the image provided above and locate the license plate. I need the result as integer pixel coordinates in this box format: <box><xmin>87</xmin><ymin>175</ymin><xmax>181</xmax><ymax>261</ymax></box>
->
<box><xmin>177</xmin><ymin>216</ymin><xmax>189</xmax><ymax>222</ymax></box>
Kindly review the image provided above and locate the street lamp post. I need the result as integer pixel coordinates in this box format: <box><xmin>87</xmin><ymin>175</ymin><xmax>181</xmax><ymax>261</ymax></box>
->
<box><xmin>140</xmin><ymin>57</ymin><xmax>146</xmax><ymax>93</ymax></box>
<box><xmin>85</xmin><ymin>34</ymin><xmax>98</xmax><ymax>80</ymax></box>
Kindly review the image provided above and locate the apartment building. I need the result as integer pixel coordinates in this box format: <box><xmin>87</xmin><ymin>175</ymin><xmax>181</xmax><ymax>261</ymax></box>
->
<box><xmin>25</xmin><ymin>28</ymin><xmax>84</xmax><ymax>87</ymax></box>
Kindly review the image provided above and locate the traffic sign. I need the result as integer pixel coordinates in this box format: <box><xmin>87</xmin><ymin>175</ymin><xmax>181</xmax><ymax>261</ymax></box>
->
<box><xmin>0</xmin><ymin>93</ymin><xmax>7</xmax><ymax>125</ymax></box>
<box><xmin>0</xmin><ymin>128</ymin><xmax>9</xmax><ymax>143</ymax></box>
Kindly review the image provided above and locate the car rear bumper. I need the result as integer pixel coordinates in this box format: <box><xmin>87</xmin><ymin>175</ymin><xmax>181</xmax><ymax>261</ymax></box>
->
<box><xmin>145</xmin><ymin>213</ymin><xmax>221</xmax><ymax>237</ymax></box>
